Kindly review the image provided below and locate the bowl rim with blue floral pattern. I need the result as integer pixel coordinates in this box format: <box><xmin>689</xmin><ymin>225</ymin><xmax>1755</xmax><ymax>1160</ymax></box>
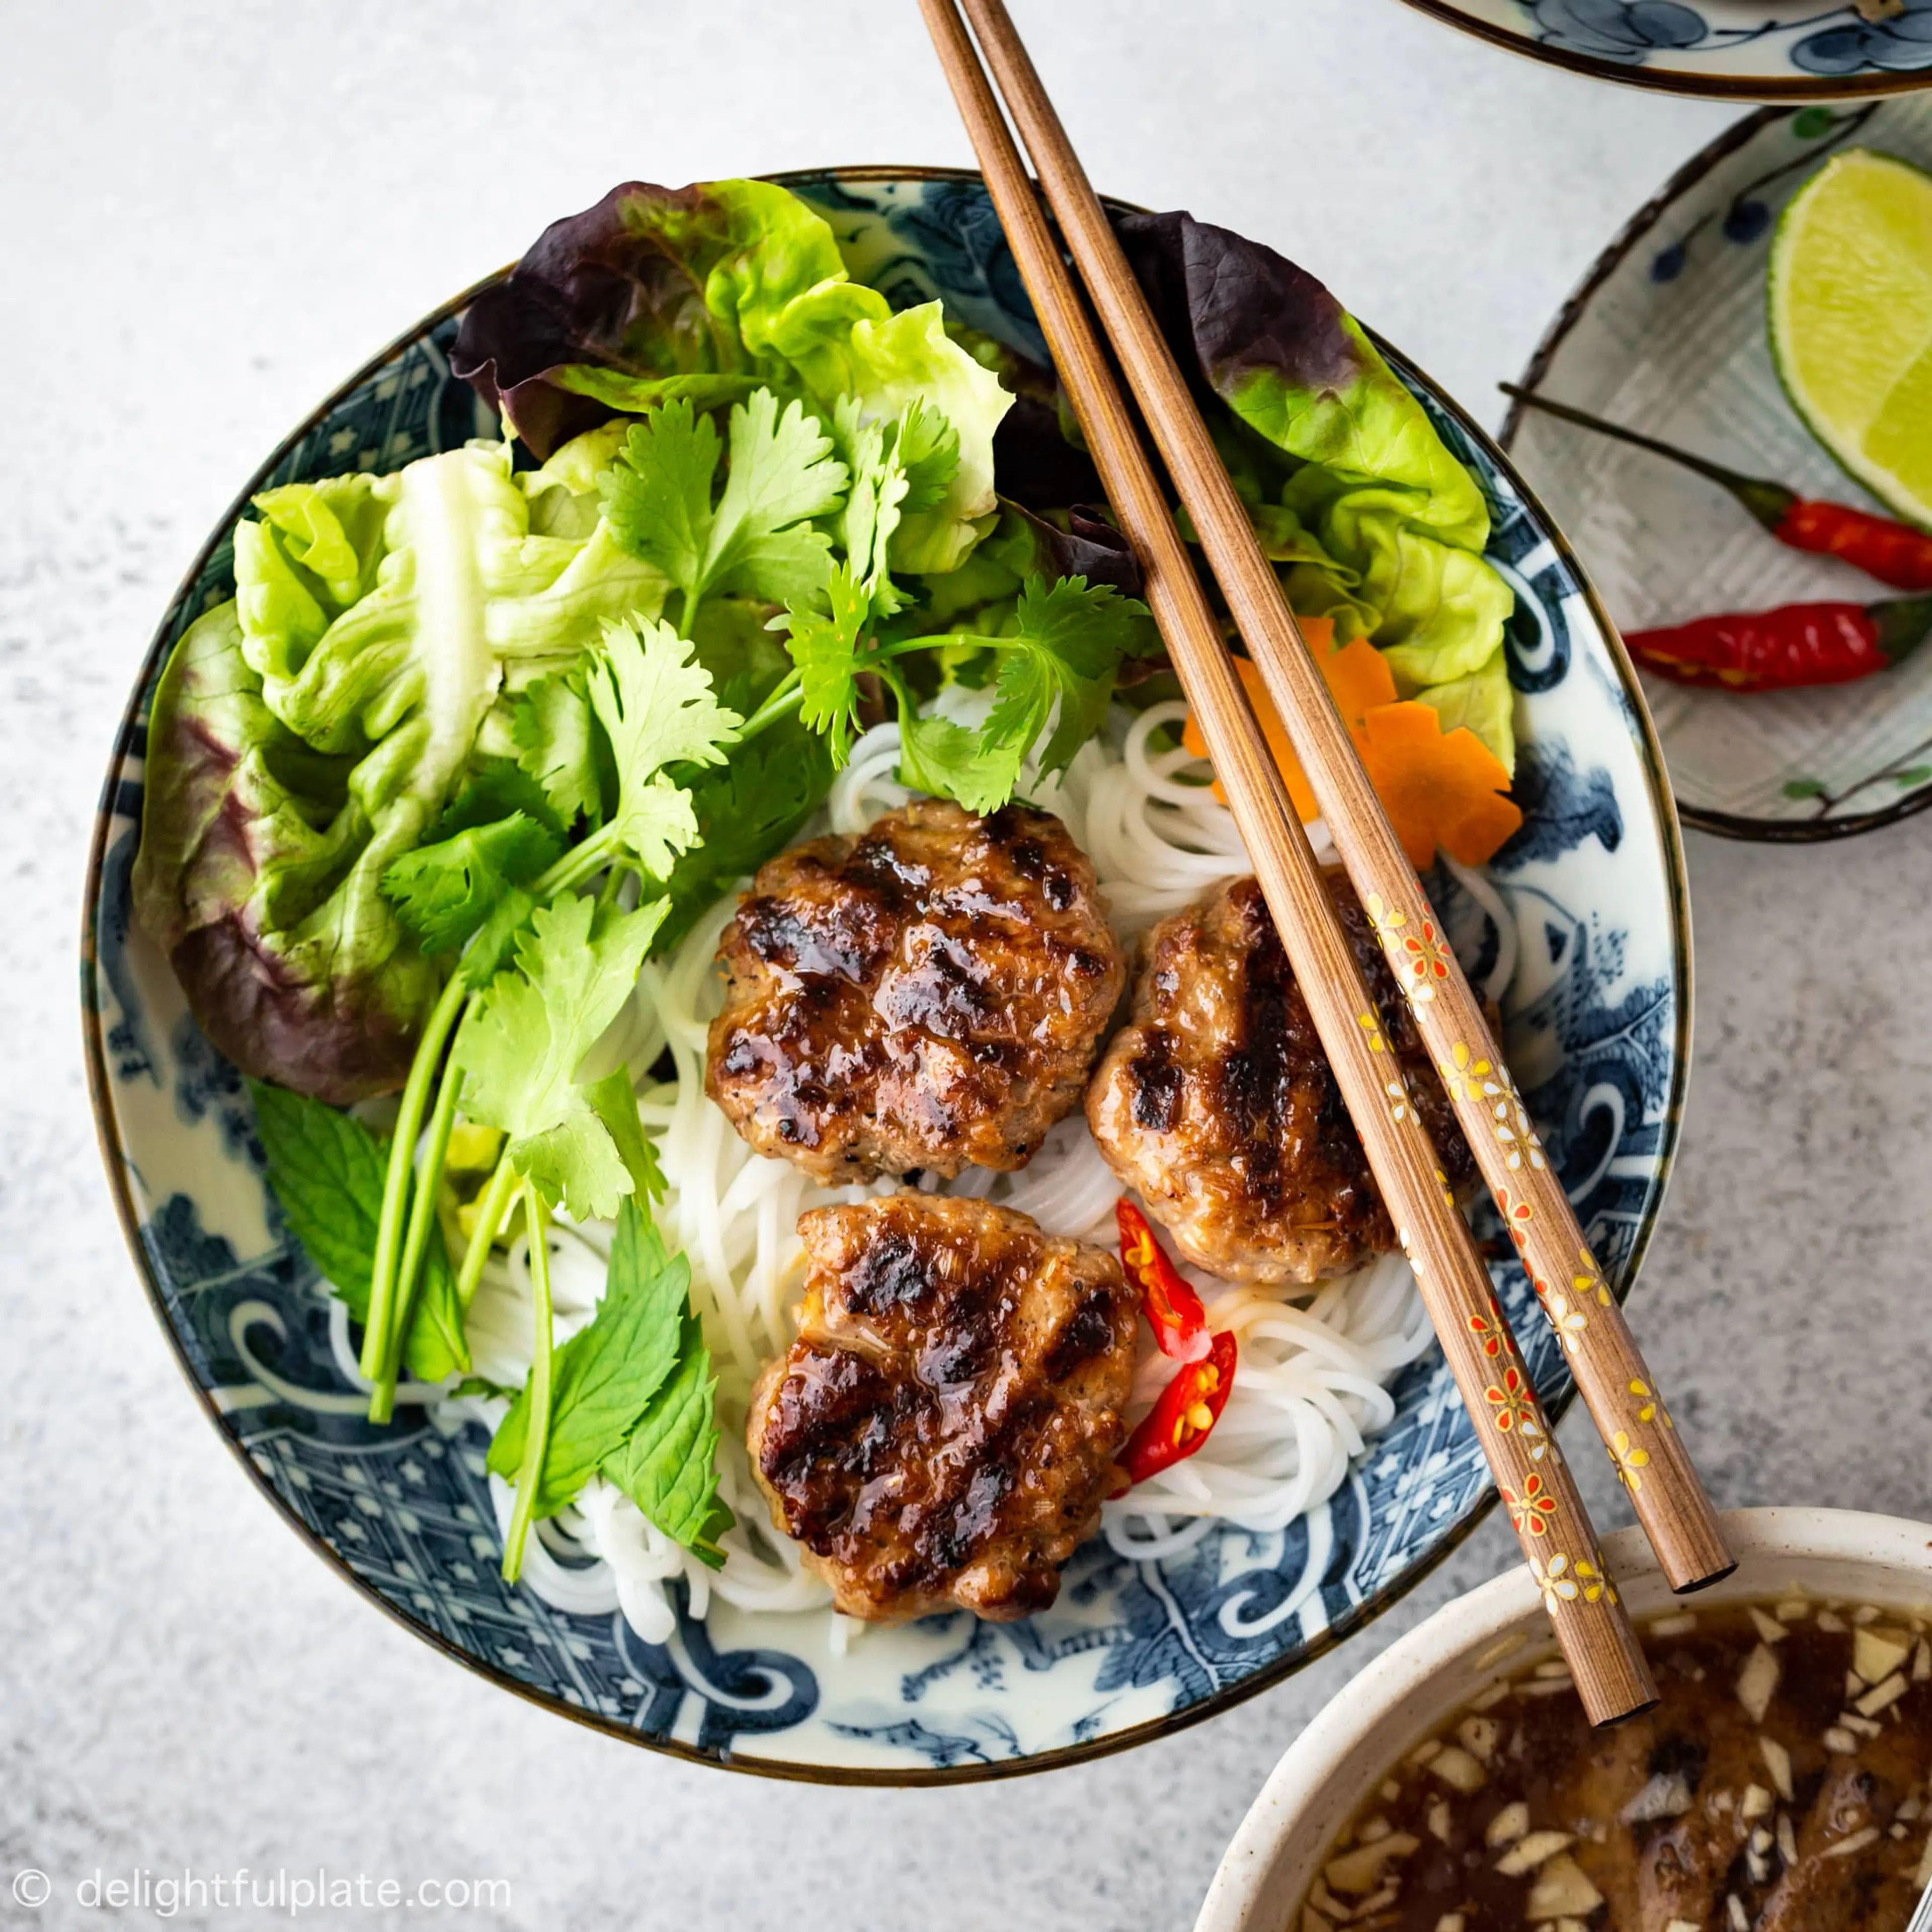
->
<box><xmin>80</xmin><ymin>164</ymin><xmax>1695</xmax><ymax>1784</ymax></box>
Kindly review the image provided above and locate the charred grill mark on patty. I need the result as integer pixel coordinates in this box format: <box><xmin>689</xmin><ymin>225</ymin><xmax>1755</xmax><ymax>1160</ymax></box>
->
<box><xmin>746</xmin><ymin>1196</ymin><xmax>1138</xmax><ymax>1623</ymax></box>
<box><xmin>1085</xmin><ymin>870</ymin><xmax>1478</xmax><ymax>1284</ymax></box>
<box><xmin>707</xmin><ymin>800</ymin><xmax>1126</xmax><ymax>1183</ymax></box>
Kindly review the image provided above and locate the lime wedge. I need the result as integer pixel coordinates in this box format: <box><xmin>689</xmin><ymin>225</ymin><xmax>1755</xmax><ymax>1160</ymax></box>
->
<box><xmin>1769</xmin><ymin>147</ymin><xmax>1932</xmax><ymax>532</ymax></box>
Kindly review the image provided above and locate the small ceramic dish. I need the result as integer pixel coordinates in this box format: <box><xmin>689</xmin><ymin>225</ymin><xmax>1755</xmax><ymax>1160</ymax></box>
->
<box><xmin>1504</xmin><ymin>98</ymin><xmax>1932</xmax><ymax>840</ymax></box>
<box><xmin>84</xmin><ymin>167</ymin><xmax>1691</xmax><ymax>1783</ymax></box>
<box><xmin>1195</xmin><ymin>1506</ymin><xmax>1932</xmax><ymax>1930</ymax></box>
<box><xmin>1398</xmin><ymin>0</ymin><xmax>1932</xmax><ymax>99</ymax></box>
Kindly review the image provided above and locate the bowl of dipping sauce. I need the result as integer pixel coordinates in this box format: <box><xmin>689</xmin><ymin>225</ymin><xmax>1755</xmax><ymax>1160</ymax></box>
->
<box><xmin>1196</xmin><ymin>1508</ymin><xmax>1932</xmax><ymax>1931</ymax></box>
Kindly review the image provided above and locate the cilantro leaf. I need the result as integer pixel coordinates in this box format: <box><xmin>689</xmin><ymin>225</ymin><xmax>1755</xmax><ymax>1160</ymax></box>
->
<box><xmin>896</xmin><ymin>399</ymin><xmax>960</xmax><ymax>517</ymax></box>
<box><xmin>831</xmin><ymin>398</ymin><xmax>960</xmax><ymax>621</ymax></box>
<box><xmin>249</xmin><ymin>1080</ymin><xmax>466</xmax><ymax>1382</ymax></box>
<box><xmin>486</xmin><ymin>1197</ymin><xmax>685</xmax><ymax>1516</ymax></box>
<box><xmin>895</xmin><ymin>575</ymin><xmax>1159</xmax><ymax>813</ymax></box>
<box><xmin>602</xmin><ymin>1312</ymin><xmax>733</xmax><ymax>1567</ymax></box>
<box><xmin>898</xmin><ymin>710</ymin><xmax>1013</xmax><ymax>816</ymax></box>
<box><xmin>380</xmin><ymin>813</ymin><xmax>561</xmax><ymax>956</ymax></box>
<box><xmin>601</xmin><ymin>388</ymin><xmax>847</xmax><ymax>625</ymax></box>
<box><xmin>453</xmin><ymin>893</ymin><xmax>669</xmax><ymax>1218</ymax></box>
<box><xmin>512</xmin><ymin>673</ymin><xmax>604</xmax><ymax>828</ymax></box>
<box><xmin>657</xmin><ymin>721</ymin><xmax>837</xmax><ymax>954</ymax></box>
<box><xmin>708</xmin><ymin>388</ymin><xmax>847</xmax><ymax>606</ymax></box>
<box><xmin>585</xmin><ymin>616</ymin><xmax>742</xmax><ymax>880</ymax></box>
<box><xmin>599</xmin><ymin>399</ymin><xmax>720</xmax><ymax>610</ymax></box>
<box><xmin>784</xmin><ymin>562</ymin><xmax>872</xmax><ymax>762</ymax></box>
<box><xmin>426</xmin><ymin>758</ymin><xmax>567</xmax><ymax>844</ymax></box>
<box><xmin>583</xmin><ymin>1067</ymin><xmax>666</xmax><ymax>1206</ymax></box>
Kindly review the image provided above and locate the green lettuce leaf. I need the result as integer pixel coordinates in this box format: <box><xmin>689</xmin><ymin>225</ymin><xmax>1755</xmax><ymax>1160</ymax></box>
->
<box><xmin>135</xmin><ymin>441</ymin><xmax>673</xmax><ymax>1101</ymax></box>
<box><xmin>1113</xmin><ymin>210</ymin><xmax>1516</xmax><ymax>762</ymax></box>
<box><xmin>1414</xmin><ymin>653</ymin><xmax>1517</xmax><ymax>776</ymax></box>
<box><xmin>452</xmin><ymin>178</ymin><xmax>1013</xmax><ymax>574</ymax></box>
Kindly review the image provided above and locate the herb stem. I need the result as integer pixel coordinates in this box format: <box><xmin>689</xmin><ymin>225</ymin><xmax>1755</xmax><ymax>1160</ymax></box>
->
<box><xmin>501</xmin><ymin>1178</ymin><xmax>554</xmax><ymax>1583</ymax></box>
<box><xmin>361</xmin><ymin>970</ymin><xmax>469</xmax><ymax>1385</ymax></box>
<box><xmin>534</xmin><ymin>824</ymin><xmax>616</xmax><ymax>899</ymax></box>
<box><xmin>454</xmin><ymin>1154</ymin><xmax>519</xmax><ymax>1310</ymax></box>
<box><xmin>369</xmin><ymin>1066</ymin><xmax>469</xmax><ymax>1423</ymax></box>
<box><xmin>735</xmin><ymin>670</ymin><xmax>803</xmax><ymax>744</ymax></box>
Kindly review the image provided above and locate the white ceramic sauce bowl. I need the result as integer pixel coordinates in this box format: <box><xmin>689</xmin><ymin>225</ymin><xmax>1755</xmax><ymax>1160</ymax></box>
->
<box><xmin>1195</xmin><ymin>1507</ymin><xmax>1932</xmax><ymax>1931</ymax></box>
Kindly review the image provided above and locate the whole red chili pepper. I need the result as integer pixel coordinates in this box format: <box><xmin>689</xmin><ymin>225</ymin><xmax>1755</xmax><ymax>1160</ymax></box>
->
<box><xmin>1118</xmin><ymin>1330</ymin><xmax>1238</xmax><ymax>1486</ymax></box>
<box><xmin>1502</xmin><ymin>385</ymin><xmax>1932</xmax><ymax>593</ymax></box>
<box><xmin>1625</xmin><ymin>592</ymin><xmax>1932</xmax><ymax>691</ymax></box>
<box><xmin>1116</xmin><ymin>1198</ymin><xmax>1210</xmax><ymax>1362</ymax></box>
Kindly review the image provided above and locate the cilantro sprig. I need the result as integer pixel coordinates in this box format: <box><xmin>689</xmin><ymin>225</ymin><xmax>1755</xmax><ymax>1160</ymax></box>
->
<box><xmin>248</xmin><ymin>376</ymin><xmax>1167</xmax><ymax>1599</ymax></box>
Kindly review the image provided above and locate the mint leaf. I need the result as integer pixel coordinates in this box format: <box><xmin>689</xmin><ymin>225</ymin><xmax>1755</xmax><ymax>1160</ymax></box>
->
<box><xmin>380</xmin><ymin>813</ymin><xmax>561</xmax><ymax>956</ymax></box>
<box><xmin>487</xmin><ymin>1197</ymin><xmax>685</xmax><ymax>1515</ymax></box>
<box><xmin>249</xmin><ymin>1080</ymin><xmax>466</xmax><ymax>1382</ymax></box>
<box><xmin>512</xmin><ymin>673</ymin><xmax>603</xmax><ymax>828</ymax></box>
<box><xmin>602</xmin><ymin>1312</ymin><xmax>733</xmax><ymax>1566</ymax></box>
<box><xmin>453</xmin><ymin>893</ymin><xmax>670</xmax><ymax>1217</ymax></box>
<box><xmin>585</xmin><ymin>616</ymin><xmax>742</xmax><ymax>879</ymax></box>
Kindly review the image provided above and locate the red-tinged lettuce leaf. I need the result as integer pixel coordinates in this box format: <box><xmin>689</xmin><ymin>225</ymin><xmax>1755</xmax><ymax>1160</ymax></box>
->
<box><xmin>453</xmin><ymin>182</ymin><xmax>1014</xmax><ymax>578</ymax></box>
<box><xmin>453</xmin><ymin>179</ymin><xmax>862</xmax><ymax>459</ymax></box>
<box><xmin>132</xmin><ymin>604</ymin><xmax>439</xmax><ymax>1102</ymax></box>
<box><xmin>1111</xmin><ymin>210</ymin><xmax>1512</xmax><ymax>748</ymax></box>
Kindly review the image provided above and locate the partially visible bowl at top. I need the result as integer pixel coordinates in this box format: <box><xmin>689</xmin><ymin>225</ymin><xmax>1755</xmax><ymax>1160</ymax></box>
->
<box><xmin>1194</xmin><ymin>1507</ymin><xmax>1932</xmax><ymax>1931</ymax></box>
<box><xmin>83</xmin><ymin>167</ymin><xmax>1691</xmax><ymax>1783</ymax></box>
<box><xmin>1395</xmin><ymin>0</ymin><xmax>1932</xmax><ymax>101</ymax></box>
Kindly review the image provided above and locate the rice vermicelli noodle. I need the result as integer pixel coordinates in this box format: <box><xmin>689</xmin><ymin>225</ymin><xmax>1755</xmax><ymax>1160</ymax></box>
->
<box><xmin>358</xmin><ymin>697</ymin><xmax>1512</xmax><ymax>1640</ymax></box>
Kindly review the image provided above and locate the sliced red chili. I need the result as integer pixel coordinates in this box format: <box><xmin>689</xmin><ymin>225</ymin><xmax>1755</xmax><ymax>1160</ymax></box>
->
<box><xmin>1118</xmin><ymin>1330</ymin><xmax>1238</xmax><ymax>1486</ymax></box>
<box><xmin>1116</xmin><ymin>1198</ymin><xmax>1210</xmax><ymax>1361</ymax></box>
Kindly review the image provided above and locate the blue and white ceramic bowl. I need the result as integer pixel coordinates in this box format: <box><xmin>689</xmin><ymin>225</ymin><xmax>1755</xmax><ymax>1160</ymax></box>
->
<box><xmin>1399</xmin><ymin>0</ymin><xmax>1932</xmax><ymax>98</ymax></box>
<box><xmin>82</xmin><ymin>168</ymin><xmax>1692</xmax><ymax>1783</ymax></box>
<box><xmin>1504</xmin><ymin>100</ymin><xmax>1932</xmax><ymax>838</ymax></box>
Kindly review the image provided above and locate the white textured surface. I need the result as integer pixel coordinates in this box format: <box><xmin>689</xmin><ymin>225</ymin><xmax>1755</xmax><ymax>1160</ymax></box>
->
<box><xmin>4</xmin><ymin>5</ymin><xmax>1930</xmax><ymax>1929</ymax></box>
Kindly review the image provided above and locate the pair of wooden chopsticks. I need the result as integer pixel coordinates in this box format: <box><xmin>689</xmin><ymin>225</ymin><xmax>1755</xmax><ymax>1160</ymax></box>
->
<box><xmin>920</xmin><ymin>0</ymin><xmax>1735</xmax><ymax>1724</ymax></box>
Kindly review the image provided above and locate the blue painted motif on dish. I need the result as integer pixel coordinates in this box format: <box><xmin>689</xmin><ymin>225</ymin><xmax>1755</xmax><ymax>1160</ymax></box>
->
<box><xmin>1518</xmin><ymin>0</ymin><xmax>1932</xmax><ymax>76</ymax></box>
<box><xmin>85</xmin><ymin>172</ymin><xmax>1688</xmax><ymax>1778</ymax></box>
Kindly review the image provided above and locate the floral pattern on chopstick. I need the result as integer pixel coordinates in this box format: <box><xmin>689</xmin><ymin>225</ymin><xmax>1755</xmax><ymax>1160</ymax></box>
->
<box><xmin>1503</xmin><ymin>1471</ymin><xmax>1560</xmax><ymax>1537</ymax></box>
<box><xmin>1363</xmin><ymin>893</ymin><xmax>1455</xmax><ymax>1006</ymax></box>
<box><xmin>1528</xmin><ymin>1548</ymin><xmax>1619</xmax><ymax>1616</ymax></box>
<box><xmin>1609</xmin><ymin>1429</ymin><xmax>1650</xmax><ymax>1492</ymax></box>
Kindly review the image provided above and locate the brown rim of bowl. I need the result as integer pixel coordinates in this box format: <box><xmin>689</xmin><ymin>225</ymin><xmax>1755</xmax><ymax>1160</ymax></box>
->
<box><xmin>1498</xmin><ymin>107</ymin><xmax>1932</xmax><ymax>844</ymax></box>
<box><xmin>1395</xmin><ymin>0</ymin><xmax>1932</xmax><ymax>101</ymax></box>
<box><xmin>78</xmin><ymin>162</ymin><xmax>1693</xmax><ymax>1787</ymax></box>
